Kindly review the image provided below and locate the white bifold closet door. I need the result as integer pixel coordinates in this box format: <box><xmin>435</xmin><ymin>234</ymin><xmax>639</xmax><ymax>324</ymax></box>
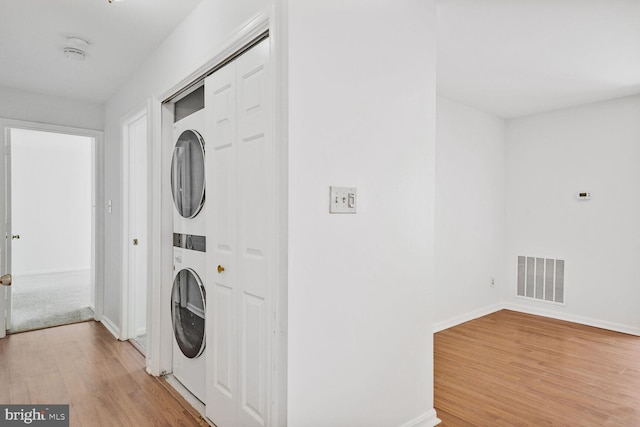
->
<box><xmin>205</xmin><ymin>38</ymin><xmax>273</xmax><ymax>427</ymax></box>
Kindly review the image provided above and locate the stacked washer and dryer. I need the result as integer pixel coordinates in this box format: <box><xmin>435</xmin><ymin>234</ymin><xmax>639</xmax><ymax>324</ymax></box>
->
<box><xmin>166</xmin><ymin>38</ymin><xmax>273</xmax><ymax>425</ymax></box>
<box><xmin>170</xmin><ymin>105</ymin><xmax>207</xmax><ymax>403</ymax></box>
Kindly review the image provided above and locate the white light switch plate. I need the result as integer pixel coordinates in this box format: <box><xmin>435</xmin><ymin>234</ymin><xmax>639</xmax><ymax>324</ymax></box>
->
<box><xmin>330</xmin><ymin>186</ymin><xmax>357</xmax><ymax>214</ymax></box>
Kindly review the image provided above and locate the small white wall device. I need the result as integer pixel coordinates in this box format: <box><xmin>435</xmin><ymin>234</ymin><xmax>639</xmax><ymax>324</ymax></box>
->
<box><xmin>576</xmin><ymin>192</ymin><xmax>592</xmax><ymax>200</ymax></box>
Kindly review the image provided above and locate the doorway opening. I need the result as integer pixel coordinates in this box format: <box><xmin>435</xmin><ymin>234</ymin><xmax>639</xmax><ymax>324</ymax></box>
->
<box><xmin>8</xmin><ymin>128</ymin><xmax>95</xmax><ymax>333</ymax></box>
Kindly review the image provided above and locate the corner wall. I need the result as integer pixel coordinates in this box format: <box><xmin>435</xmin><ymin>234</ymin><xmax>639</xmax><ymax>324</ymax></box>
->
<box><xmin>505</xmin><ymin>95</ymin><xmax>640</xmax><ymax>334</ymax></box>
<box><xmin>105</xmin><ymin>0</ymin><xmax>440</xmax><ymax>424</ymax></box>
<box><xmin>288</xmin><ymin>1</ymin><xmax>438</xmax><ymax>425</ymax></box>
<box><xmin>434</xmin><ymin>96</ymin><xmax>506</xmax><ymax>330</ymax></box>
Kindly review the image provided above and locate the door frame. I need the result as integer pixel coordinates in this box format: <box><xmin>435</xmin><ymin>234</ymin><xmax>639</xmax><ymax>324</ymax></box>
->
<box><xmin>148</xmin><ymin>7</ymin><xmax>287</xmax><ymax>426</ymax></box>
<box><xmin>120</xmin><ymin>100</ymin><xmax>151</xmax><ymax>342</ymax></box>
<box><xmin>0</xmin><ymin>118</ymin><xmax>105</xmax><ymax>338</ymax></box>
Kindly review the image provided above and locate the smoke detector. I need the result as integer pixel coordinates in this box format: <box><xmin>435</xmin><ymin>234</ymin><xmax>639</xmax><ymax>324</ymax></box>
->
<box><xmin>64</xmin><ymin>37</ymin><xmax>89</xmax><ymax>60</ymax></box>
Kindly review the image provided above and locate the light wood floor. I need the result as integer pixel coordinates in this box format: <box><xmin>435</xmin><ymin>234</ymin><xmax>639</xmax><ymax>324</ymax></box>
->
<box><xmin>435</xmin><ymin>310</ymin><xmax>640</xmax><ymax>426</ymax></box>
<box><xmin>0</xmin><ymin>321</ymin><xmax>207</xmax><ymax>426</ymax></box>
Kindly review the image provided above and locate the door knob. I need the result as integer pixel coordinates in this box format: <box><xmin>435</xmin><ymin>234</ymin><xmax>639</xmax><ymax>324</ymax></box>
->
<box><xmin>217</xmin><ymin>265</ymin><xmax>225</xmax><ymax>274</ymax></box>
<box><xmin>11</xmin><ymin>235</ymin><xmax>20</xmax><ymax>240</ymax></box>
<box><xmin>0</xmin><ymin>274</ymin><xmax>11</xmax><ymax>286</ymax></box>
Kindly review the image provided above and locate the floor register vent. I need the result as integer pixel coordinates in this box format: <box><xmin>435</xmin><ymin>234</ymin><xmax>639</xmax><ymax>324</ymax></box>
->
<box><xmin>517</xmin><ymin>256</ymin><xmax>564</xmax><ymax>304</ymax></box>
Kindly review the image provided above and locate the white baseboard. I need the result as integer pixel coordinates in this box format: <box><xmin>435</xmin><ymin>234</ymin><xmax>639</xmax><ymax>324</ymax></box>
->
<box><xmin>100</xmin><ymin>315</ymin><xmax>121</xmax><ymax>340</ymax></box>
<box><xmin>434</xmin><ymin>304</ymin><xmax>503</xmax><ymax>333</ymax></box>
<box><xmin>503</xmin><ymin>302</ymin><xmax>640</xmax><ymax>336</ymax></box>
<box><xmin>434</xmin><ymin>302</ymin><xmax>640</xmax><ymax>337</ymax></box>
<box><xmin>398</xmin><ymin>409</ymin><xmax>441</xmax><ymax>427</ymax></box>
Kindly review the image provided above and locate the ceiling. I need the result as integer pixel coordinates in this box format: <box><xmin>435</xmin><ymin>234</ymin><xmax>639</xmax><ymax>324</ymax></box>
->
<box><xmin>0</xmin><ymin>0</ymin><xmax>201</xmax><ymax>104</ymax></box>
<box><xmin>2</xmin><ymin>1</ymin><xmax>639</xmax><ymax>116</ymax></box>
<box><xmin>437</xmin><ymin>0</ymin><xmax>640</xmax><ymax>118</ymax></box>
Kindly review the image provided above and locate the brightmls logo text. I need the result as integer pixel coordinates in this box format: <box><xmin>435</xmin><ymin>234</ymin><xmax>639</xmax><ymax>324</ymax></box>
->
<box><xmin>4</xmin><ymin>408</ymin><xmax>45</xmax><ymax>424</ymax></box>
<box><xmin>0</xmin><ymin>405</ymin><xmax>68</xmax><ymax>426</ymax></box>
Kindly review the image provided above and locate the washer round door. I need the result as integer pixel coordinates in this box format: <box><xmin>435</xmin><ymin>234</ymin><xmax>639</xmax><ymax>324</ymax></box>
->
<box><xmin>171</xmin><ymin>268</ymin><xmax>206</xmax><ymax>358</ymax></box>
<box><xmin>171</xmin><ymin>129</ymin><xmax>205</xmax><ymax>218</ymax></box>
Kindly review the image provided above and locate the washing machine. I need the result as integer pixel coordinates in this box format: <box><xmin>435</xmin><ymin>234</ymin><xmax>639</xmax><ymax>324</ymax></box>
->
<box><xmin>171</xmin><ymin>107</ymin><xmax>207</xmax><ymax>402</ymax></box>
<box><xmin>171</xmin><ymin>246</ymin><xmax>206</xmax><ymax>402</ymax></box>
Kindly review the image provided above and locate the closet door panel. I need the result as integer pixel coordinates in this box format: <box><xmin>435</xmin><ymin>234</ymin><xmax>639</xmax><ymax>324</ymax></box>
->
<box><xmin>205</xmin><ymin>62</ymin><xmax>238</xmax><ymax>427</ymax></box>
<box><xmin>235</xmin><ymin>39</ymin><xmax>272</xmax><ymax>427</ymax></box>
<box><xmin>205</xmin><ymin>37</ymin><xmax>273</xmax><ymax>427</ymax></box>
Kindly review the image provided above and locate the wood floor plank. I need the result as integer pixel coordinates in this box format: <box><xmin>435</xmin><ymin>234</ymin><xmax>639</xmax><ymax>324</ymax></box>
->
<box><xmin>435</xmin><ymin>310</ymin><xmax>640</xmax><ymax>426</ymax></box>
<box><xmin>1</xmin><ymin>320</ymin><xmax>203</xmax><ymax>426</ymax></box>
<box><xmin>26</xmin><ymin>371</ymin><xmax>70</xmax><ymax>404</ymax></box>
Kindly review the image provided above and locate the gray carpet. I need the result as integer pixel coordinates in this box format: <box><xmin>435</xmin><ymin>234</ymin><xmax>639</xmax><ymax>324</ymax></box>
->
<box><xmin>9</xmin><ymin>270</ymin><xmax>94</xmax><ymax>333</ymax></box>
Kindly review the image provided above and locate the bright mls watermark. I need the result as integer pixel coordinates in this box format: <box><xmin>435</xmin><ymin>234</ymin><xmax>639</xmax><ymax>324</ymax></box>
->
<box><xmin>0</xmin><ymin>405</ymin><xmax>68</xmax><ymax>426</ymax></box>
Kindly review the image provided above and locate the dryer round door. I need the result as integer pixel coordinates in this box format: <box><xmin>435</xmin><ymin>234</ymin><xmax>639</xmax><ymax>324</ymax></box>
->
<box><xmin>171</xmin><ymin>268</ymin><xmax>206</xmax><ymax>358</ymax></box>
<box><xmin>171</xmin><ymin>129</ymin><xmax>205</xmax><ymax>218</ymax></box>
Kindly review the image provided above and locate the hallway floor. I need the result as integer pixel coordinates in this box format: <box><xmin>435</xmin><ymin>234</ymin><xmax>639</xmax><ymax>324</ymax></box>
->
<box><xmin>0</xmin><ymin>321</ymin><xmax>206</xmax><ymax>426</ymax></box>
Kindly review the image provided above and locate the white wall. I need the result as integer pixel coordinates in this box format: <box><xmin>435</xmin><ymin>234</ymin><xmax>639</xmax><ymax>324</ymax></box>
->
<box><xmin>288</xmin><ymin>1</ymin><xmax>437</xmax><ymax>426</ymax></box>
<box><xmin>0</xmin><ymin>86</ymin><xmax>103</xmax><ymax>130</ymax></box>
<box><xmin>434</xmin><ymin>96</ymin><xmax>506</xmax><ymax>330</ymax></box>
<box><xmin>505</xmin><ymin>95</ymin><xmax>640</xmax><ymax>334</ymax></box>
<box><xmin>11</xmin><ymin>129</ymin><xmax>92</xmax><ymax>275</ymax></box>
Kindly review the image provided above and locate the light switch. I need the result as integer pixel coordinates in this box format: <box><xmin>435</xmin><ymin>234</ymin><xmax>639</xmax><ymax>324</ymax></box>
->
<box><xmin>330</xmin><ymin>186</ymin><xmax>357</xmax><ymax>214</ymax></box>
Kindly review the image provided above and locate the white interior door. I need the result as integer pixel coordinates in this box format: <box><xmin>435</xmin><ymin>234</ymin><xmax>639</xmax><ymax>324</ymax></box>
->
<box><xmin>0</xmin><ymin>128</ymin><xmax>13</xmax><ymax>338</ymax></box>
<box><xmin>129</xmin><ymin>114</ymin><xmax>148</xmax><ymax>338</ymax></box>
<box><xmin>123</xmin><ymin>110</ymin><xmax>149</xmax><ymax>341</ymax></box>
<box><xmin>205</xmin><ymin>38</ymin><xmax>273</xmax><ymax>427</ymax></box>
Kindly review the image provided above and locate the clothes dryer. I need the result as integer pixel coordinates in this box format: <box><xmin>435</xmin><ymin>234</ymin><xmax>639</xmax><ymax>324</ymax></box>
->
<box><xmin>171</xmin><ymin>109</ymin><xmax>206</xmax><ymax>236</ymax></box>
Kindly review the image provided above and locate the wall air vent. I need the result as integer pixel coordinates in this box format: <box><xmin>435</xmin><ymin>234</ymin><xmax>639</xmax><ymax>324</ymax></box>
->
<box><xmin>517</xmin><ymin>256</ymin><xmax>564</xmax><ymax>304</ymax></box>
